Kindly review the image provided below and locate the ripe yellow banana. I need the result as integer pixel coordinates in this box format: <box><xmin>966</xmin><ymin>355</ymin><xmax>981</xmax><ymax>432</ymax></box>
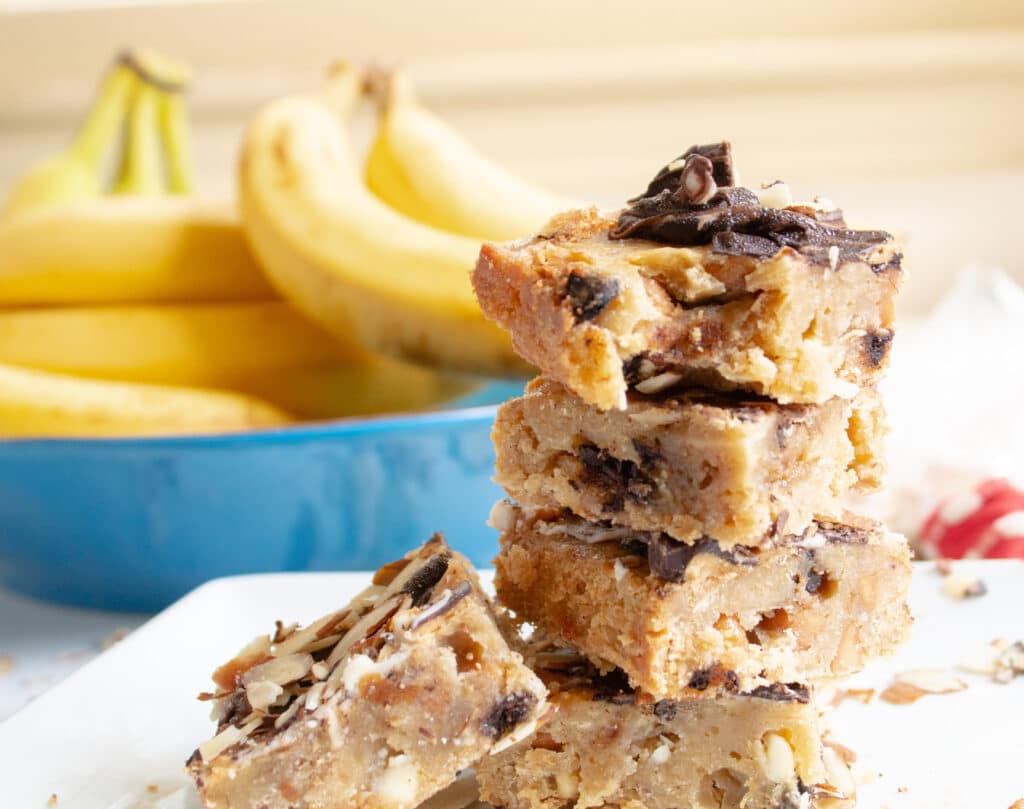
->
<box><xmin>2</xmin><ymin>58</ymin><xmax>134</xmax><ymax>217</ymax></box>
<box><xmin>0</xmin><ymin>301</ymin><xmax>358</xmax><ymax>388</ymax></box>
<box><xmin>239</xmin><ymin>358</ymin><xmax>477</xmax><ymax>420</ymax></box>
<box><xmin>0</xmin><ymin>197</ymin><xmax>275</xmax><ymax>304</ymax></box>
<box><xmin>0</xmin><ymin>362</ymin><xmax>290</xmax><ymax>438</ymax></box>
<box><xmin>365</xmin><ymin>70</ymin><xmax>575</xmax><ymax>241</ymax></box>
<box><xmin>239</xmin><ymin>63</ymin><xmax>527</xmax><ymax>376</ymax></box>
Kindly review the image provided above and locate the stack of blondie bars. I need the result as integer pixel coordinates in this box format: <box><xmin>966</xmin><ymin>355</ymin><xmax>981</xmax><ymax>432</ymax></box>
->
<box><xmin>472</xmin><ymin>142</ymin><xmax>912</xmax><ymax>809</ymax></box>
<box><xmin>187</xmin><ymin>143</ymin><xmax>912</xmax><ymax>809</ymax></box>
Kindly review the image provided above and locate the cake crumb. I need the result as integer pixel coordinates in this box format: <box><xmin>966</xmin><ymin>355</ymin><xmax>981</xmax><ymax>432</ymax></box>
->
<box><xmin>47</xmin><ymin>795</ymin><xmax>58</xmax><ymax>808</ymax></box>
<box><xmin>147</xmin><ymin>784</ymin><xmax>159</xmax><ymax>793</ymax></box>
<box><xmin>0</xmin><ymin>655</ymin><xmax>13</xmax><ymax>677</ymax></box>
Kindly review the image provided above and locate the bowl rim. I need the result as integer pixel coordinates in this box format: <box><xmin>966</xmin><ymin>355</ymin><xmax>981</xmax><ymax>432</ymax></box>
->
<box><xmin>0</xmin><ymin>402</ymin><xmax>502</xmax><ymax>450</ymax></box>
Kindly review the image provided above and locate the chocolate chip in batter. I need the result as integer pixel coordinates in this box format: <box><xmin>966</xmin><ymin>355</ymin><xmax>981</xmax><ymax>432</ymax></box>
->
<box><xmin>564</xmin><ymin>272</ymin><xmax>620</xmax><ymax>322</ymax></box>
<box><xmin>744</xmin><ymin>682</ymin><xmax>810</xmax><ymax>703</ymax></box>
<box><xmin>653</xmin><ymin>699</ymin><xmax>679</xmax><ymax>721</ymax></box>
<box><xmin>862</xmin><ymin>330</ymin><xmax>893</xmax><ymax>367</ymax></box>
<box><xmin>687</xmin><ymin>664</ymin><xmax>740</xmax><ymax>693</ymax></box>
<box><xmin>481</xmin><ymin>691</ymin><xmax>539</xmax><ymax>739</ymax></box>
<box><xmin>646</xmin><ymin>535</ymin><xmax>758</xmax><ymax>582</ymax></box>
<box><xmin>805</xmin><ymin>567</ymin><xmax>826</xmax><ymax>594</ymax></box>
<box><xmin>577</xmin><ymin>443</ymin><xmax>655</xmax><ymax>511</ymax></box>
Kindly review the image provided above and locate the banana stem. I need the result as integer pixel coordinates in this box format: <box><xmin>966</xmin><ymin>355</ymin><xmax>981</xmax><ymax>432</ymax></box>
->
<box><xmin>158</xmin><ymin>90</ymin><xmax>194</xmax><ymax>194</ymax></box>
<box><xmin>67</xmin><ymin>62</ymin><xmax>135</xmax><ymax>169</ymax></box>
<box><xmin>113</xmin><ymin>80</ymin><xmax>167</xmax><ymax>195</ymax></box>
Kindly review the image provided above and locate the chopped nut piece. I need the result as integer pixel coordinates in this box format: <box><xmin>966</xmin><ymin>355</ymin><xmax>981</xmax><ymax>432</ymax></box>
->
<box><xmin>942</xmin><ymin>574</ymin><xmax>987</xmax><ymax>599</ymax></box>
<box><xmin>894</xmin><ymin>669</ymin><xmax>967</xmax><ymax>694</ymax></box>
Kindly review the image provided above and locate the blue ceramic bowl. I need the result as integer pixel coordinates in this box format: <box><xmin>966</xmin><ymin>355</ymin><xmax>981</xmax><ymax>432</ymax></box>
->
<box><xmin>0</xmin><ymin>381</ymin><xmax>523</xmax><ymax>612</ymax></box>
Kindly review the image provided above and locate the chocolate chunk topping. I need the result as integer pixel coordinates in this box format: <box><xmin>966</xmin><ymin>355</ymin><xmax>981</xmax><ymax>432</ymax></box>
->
<box><xmin>564</xmin><ymin>272</ymin><xmax>620</xmax><ymax>322</ymax></box>
<box><xmin>744</xmin><ymin>682</ymin><xmax>810</xmax><ymax>703</ymax></box>
<box><xmin>645</xmin><ymin>534</ymin><xmax>757</xmax><ymax>582</ymax></box>
<box><xmin>610</xmin><ymin>142</ymin><xmax>892</xmax><ymax>265</ymax></box>
<box><xmin>653</xmin><ymin>699</ymin><xmax>678</xmax><ymax>721</ymax></box>
<box><xmin>217</xmin><ymin>691</ymin><xmax>252</xmax><ymax>731</ymax></box>
<box><xmin>481</xmin><ymin>691</ymin><xmax>539</xmax><ymax>740</ymax></box>
<box><xmin>409</xmin><ymin>580</ymin><xmax>472</xmax><ymax>630</ymax></box>
<box><xmin>577</xmin><ymin>443</ymin><xmax>655</xmax><ymax>511</ymax></box>
<box><xmin>634</xmin><ymin>142</ymin><xmax>735</xmax><ymax>200</ymax></box>
<box><xmin>863</xmin><ymin>330</ymin><xmax>893</xmax><ymax>367</ymax></box>
<box><xmin>678</xmin><ymin>154</ymin><xmax>717</xmax><ymax>205</ymax></box>
<box><xmin>402</xmin><ymin>553</ymin><xmax>451</xmax><ymax>607</ymax></box>
<box><xmin>710</xmin><ymin>230</ymin><xmax>779</xmax><ymax>258</ymax></box>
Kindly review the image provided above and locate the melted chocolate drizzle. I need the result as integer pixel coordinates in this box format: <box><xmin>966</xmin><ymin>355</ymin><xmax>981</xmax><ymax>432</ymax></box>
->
<box><xmin>610</xmin><ymin>141</ymin><xmax>893</xmax><ymax>265</ymax></box>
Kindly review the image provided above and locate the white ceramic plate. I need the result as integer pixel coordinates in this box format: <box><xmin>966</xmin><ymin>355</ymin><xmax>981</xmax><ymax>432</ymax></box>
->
<box><xmin>1</xmin><ymin>561</ymin><xmax>1021</xmax><ymax>809</ymax></box>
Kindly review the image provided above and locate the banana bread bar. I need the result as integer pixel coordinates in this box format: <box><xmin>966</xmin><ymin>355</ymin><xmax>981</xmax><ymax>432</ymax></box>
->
<box><xmin>476</xmin><ymin>644</ymin><xmax>856</xmax><ymax>809</ymax></box>
<box><xmin>493</xmin><ymin>377</ymin><xmax>883</xmax><ymax>547</ymax></box>
<box><xmin>491</xmin><ymin>501</ymin><xmax>912</xmax><ymax>698</ymax></box>
<box><xmin>473</xmin><ymin>143</ymin><xmax>902</xmax><ymax>410</ymax></box>
<box><xmin>187</xmin><ymin>535</ymin><xmax>549</xmax><ymax>809</ymax></box>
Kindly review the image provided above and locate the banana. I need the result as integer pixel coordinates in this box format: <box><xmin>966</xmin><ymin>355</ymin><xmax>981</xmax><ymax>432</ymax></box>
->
<box><xmin>239</xmin><ymin>358</ymin><xmax>478</xmax><ymax>420</ymax></box>
<box><xmin>365</xmin><ymin>69</ymin><xmax>575</xmax><ymax>241</ymax></box>
<box><xmin>239</xmin><ymin>63</ymin><xmax>526</xmax><ymax>376</ymax></box>
<box><xmin>2</xmin><ymin>58</ymin><xmax>134</xmax><ymax>217</ymax></box>
<box><xmin>0</xmin><ymin>301</ymin><xmax>359</xmax><ymax>388</ymax></box>
<box><xmin>0</xmin><ymin>197</ymin><xmax>274</xmax><ymax>304</ymax></box>
<box><xmin>0</xmin><ymin>362</ymin><xmax>291</xmax><ymax>438</ymax></box>
<box><xmin>113</xmin><ymin>79</ymin><xmax>166</xmax><ymax>195</ymax></box>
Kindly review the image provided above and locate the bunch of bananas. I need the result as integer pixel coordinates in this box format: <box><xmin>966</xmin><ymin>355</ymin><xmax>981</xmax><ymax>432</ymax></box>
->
<box><xmin>0</xmin><ymin>56</ymin><xmax>571</xmax><ymax>438</ymax></box>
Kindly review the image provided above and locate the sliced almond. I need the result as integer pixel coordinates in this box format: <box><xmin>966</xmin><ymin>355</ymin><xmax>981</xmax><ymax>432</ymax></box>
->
<box><xmin>242</xmin><ymin>652</ymin><xmax>313</xmax><ymax>687</ymax></box>
<box><xmin>198</xmin><ymin>715</ymin><xmax>261</xmax><ymax>762</ymax></box>
<box><xmin>895</xmin><ymin>668</ymin><xmax>968</xmax><ymax>694</ymax></box>
<box><xmin>635</xmin><ymin>371</ymin><xmax>683</xmax><ymax>395</ymax></box>
<box><xmin>245</xmin><ymin>680</ymin><xmax>284</xmax><ymax>711</ymax></box>
<box><xmin>327</xmin><ymin>594</ymin><xmax>405</xmax><ymax>668</ymax></box>
<box><xmin>271</xmin><ymin>611</ymin><xmax>348</xmax><ymax>658</ymax></box>
<box><xmin>879</xmin><ymin>681</ymin><xmax>927</xmax><ymax>705</ymax></box>
<box><xmin>273</xmin><ymin>700</ymin><xmax>301</xmax><ymax>730</ymax></box>
<box><xmin>820</xmin><ymin>745</ymin><xmax>856</xmax><ymax>798</ymax></box>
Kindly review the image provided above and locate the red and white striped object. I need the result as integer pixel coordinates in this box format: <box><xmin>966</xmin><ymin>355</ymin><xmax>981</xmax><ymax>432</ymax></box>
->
<box><xmin>919</xmin><ymin>478</ymin><xmax>1024</xmax><ymax>559</ymax></box>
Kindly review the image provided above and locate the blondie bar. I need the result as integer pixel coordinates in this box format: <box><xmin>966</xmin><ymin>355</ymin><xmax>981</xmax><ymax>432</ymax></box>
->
<box><xmin>491</xmin><ymin>502</ymin><xmax>912</xmax><ymax>698</ymax></box>
<box><xmin>187</xmin><ymin>535</ymin><xmax>548</xmax><ymax>809</ymax></box>
<box><xmin>476</xmin><ymin>645</ymin><xmax>855</xmax><ymax>809</ymax></box>
<box><xmin>493</xmin><ymin>377</ymin><xmax>883</xmax><ymax>546</ymax></box>
<box><xmin>473</xmin><ymin>143</ymin><xmax>901</xmax><ymax>410</ymax></box>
